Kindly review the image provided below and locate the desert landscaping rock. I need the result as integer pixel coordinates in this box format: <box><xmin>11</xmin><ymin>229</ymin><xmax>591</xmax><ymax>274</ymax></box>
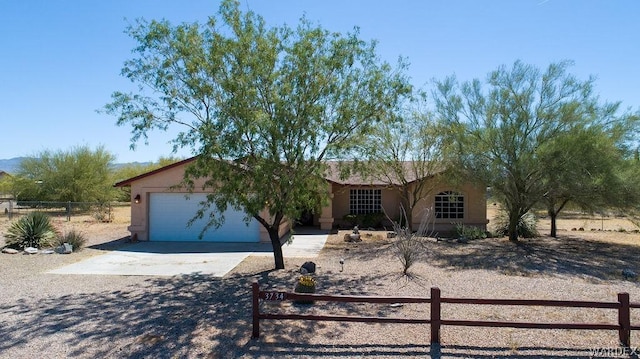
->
<box><xmin>1</xmin><ymin>208</ymin><xmax>640</xmax><ymax>358</ymax></box>
<box><xmin>23</xmin><ymin>247</ymin><xmax>38</xmax><ymax>254</ymax></box>
<box><xmin>2</xmin><ymin>248</ymin><xmax>18</xmax><ymax>254</ymax></box>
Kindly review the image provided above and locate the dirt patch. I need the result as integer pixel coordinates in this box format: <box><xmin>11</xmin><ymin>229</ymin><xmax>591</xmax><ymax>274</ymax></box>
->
<box><xmin>1</xmin><ymin>205</ymin><xmax>640</xmax><ymax>357</ymax></box>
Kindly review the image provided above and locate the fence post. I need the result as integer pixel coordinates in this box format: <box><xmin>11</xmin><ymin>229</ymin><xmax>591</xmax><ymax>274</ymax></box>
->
<box><xmin>252</xmin><ymin>282</ymin><xmax>260</xmax><ymax>338</ymax></box>
<box><xmin>66</xmin><ymin>201</ymin><xmax>71</xmax><ymax>221</ymax></box>
<box><xmin>618</xmin><ymin>292</ymin><xmax>630</xmax><ymax>347</ymax></box>
<box><xmin>430</xmin><ymin>287</ymin><xmax>441</xmax><ymax>344</ymax></box>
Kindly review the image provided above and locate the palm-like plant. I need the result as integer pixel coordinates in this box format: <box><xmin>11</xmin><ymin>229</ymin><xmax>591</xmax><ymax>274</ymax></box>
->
<box><xmin>4</xmin><ymin>212</ymin><xmax>58</xmax><ymax>249</ymax></box>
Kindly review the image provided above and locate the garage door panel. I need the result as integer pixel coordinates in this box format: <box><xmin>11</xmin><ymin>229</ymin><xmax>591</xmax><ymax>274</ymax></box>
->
<box><xmin>149</xmin><ymin>193</ymin><xmax>259</xmax><ymax>242</ymax></box>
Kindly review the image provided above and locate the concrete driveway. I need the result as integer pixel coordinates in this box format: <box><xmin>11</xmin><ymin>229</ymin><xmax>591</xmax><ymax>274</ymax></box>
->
<box><xmin>48</xmin><ymin>231</ymin><xmax>328</xmax><ymax>277</ymax></box>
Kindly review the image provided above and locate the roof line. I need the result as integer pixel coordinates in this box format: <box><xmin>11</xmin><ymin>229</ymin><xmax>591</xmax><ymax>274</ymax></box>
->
<box><xmin>113</xmin><ymin>156</ymin><xmax>198</xmax><ymax>187</ymax></box>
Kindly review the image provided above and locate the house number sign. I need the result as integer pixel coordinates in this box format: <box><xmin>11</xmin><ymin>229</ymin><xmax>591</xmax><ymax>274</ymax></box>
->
<box><xmin>261</xmin><ymin>291</ymin><xmax>287</xmax><ymax>301</ymax></box>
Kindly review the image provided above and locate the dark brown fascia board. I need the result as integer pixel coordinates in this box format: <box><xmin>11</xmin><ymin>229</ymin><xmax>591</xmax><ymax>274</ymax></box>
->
<box><xmin>114</xmin><ymin>157</ymin><xmax>444</xmax><ymax>188</ymax></box>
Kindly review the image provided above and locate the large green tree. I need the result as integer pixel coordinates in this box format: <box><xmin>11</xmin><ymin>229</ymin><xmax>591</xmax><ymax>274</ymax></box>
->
<box><xmin>104</xmin><ymin>0</ymin><xmax>411</xmax><ymax>269</ymax></box>
<box><xmin>537</xmin><ymin>118</ymin><xmax>638</xmax><ymax>237</ymax></box>
<box><xmin>17</xmin><ymin>145</ymin><xmax>116</xmax><ymax>202</ymax></box>
<box><xmin>433</xmin><ymin>60</ymin><xmax>617</xmax><ymax>242</ymax></box>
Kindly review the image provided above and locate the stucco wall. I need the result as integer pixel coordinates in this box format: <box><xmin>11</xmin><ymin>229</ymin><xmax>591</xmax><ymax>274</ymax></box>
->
<box><xmin>417</xmin><ymin>182</ymin><xmax>488</xmax><ymax>235</ymax></box>
<box><xmin>126</xmin><ymin>162</ymin><xmax>288</xmax><ymax>243</ymax></box>
<box><xmin>331</xmin><ymin>184</ymin><xmax>400</xmax><ymax>228</ymax></box>
<box><xmin>330</xmin><ymin>181</ymin><xmax>487</xmax><ymax>234</ymax></box>
<box><xmin>124</xmin><ymin>160</ymin><xmax>486</xmax><ymax>240</ymax></box>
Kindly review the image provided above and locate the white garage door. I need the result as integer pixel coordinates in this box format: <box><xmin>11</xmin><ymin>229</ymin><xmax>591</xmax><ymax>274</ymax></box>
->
<box><xmin>149</xmin><ymin>193</ymin><xmax>260</xmax><ymax>242</ymax></box>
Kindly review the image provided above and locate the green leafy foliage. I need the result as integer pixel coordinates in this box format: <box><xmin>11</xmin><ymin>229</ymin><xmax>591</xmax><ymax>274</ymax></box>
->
<box><xmin>16</xmin><ymin>145</ymin><xmax>116</xmax><ymax>202</ymax></box>
<box><xmin>454</xmin><ymin>223</ymin><xmax>488</xmax><ymax>240</ymax></box>
<box><xmin>433</xmin><ymin>60</ymin><xmax>632</xmax><ymax>241</ymax></box>
<box><xmin>104</xmin><ymin>0</ymin><xmax>411</xmax><ymax>269</ymax></box>
<box><xmin>342</xmin><ymin>213</ymin><xmax>384</xmax><ymax>228</ymax></box>
<box><xmin>4</xmin><ymin>212</ymin><xmax>58</xmax><ymax>249</ymax></box>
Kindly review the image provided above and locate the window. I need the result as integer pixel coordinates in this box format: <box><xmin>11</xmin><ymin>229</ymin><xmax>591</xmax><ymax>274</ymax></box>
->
<box><xmin>349</xmin><ymin>189</ymin><xmax>382</xmax><ymax>214</ymax></box>
<box><xmin>435</xmin><ymin>191</ymin><xmax>464</xmax><ymax>219</ymax></box>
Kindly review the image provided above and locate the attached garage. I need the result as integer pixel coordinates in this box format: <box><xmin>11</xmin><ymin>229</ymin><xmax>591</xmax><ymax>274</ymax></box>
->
<box><xmin>114</xmin><ymin>157</ymin><xmax>288</xmax><ymax>243</ymax></box>
<box><xmin>149</xmin><ymin>193</ymin><xmax>260</xmax><ymax>242</ymax></box>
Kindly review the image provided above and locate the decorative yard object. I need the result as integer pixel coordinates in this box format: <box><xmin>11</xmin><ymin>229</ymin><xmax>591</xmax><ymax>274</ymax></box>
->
<box><xmin>55</xmin><ymin>243</ymin><xmax>73</xmax><ymax>254</ymax></box>
<box><xmin>294</xmin><ymin>275</ymin><xmax>316</xmax><ymax>304</ymax></box>
<box><xmin>301</xmin><ymin>261</ymin><xmax>316</xmax><ymax>274</ymax></box>
<box><xmin>622</xmin><ymin>269</ymin><xmax>637</xmax><ymax>281</ymax></box>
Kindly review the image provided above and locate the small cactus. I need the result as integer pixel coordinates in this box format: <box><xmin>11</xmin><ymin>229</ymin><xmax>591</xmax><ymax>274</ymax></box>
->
<box><xmin>294</xmin><ymin>275</ymin><xmax>316</xmax><ymax>304</ymax></box>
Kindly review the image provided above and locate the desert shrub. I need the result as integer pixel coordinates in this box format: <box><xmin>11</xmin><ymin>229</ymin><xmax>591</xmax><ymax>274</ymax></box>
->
<box><xmin>393</xmin><ymin>233</ymin><xmax>425</xmax><ymax>275</ymax></box>
<box><xmin>342</xmin><ymin>213</ymin><xmax>384</xmax><ymax>229</ymax></box>
<box><xmin>4</xmin><ymin>212</ymin><xmax>58</xmax><ymax>249</ymax></box>
<box><xmin>494</xmin><ymin>211</ymin><xmax>539</xmax><ymax>238</ymax></box>
<box><xmin>388</xmin><ymin>206</ymin><xmax>435</xmax><ymax>276</ymax></box>
<box><xmin>454</xmin><ymin>223</ymin><xmax>487</xmax><ymax>240</ymax></box>
<box><xmin>342</xmin><ymin>214</ymin><xmax>358</xmax><ymax>227</ymax></box>
<box><xmin>54</xmin><ymin>229</ymin><xmax>87</xmax><ymax>251</ymax></box>
<box><xmin>92</xmin><ymin>203</ymin><xmax>112</xmax><ymax>222</ymax></box>
<box><xmin>362</xmin><ymin>212</ymin><xmax>383</xmax><ymax>228</ymax></box>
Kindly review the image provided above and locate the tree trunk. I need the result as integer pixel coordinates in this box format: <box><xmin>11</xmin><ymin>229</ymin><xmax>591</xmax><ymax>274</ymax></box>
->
<box><xmin>405</xmin><ymin>207</ymin><xmax>414</xmax><ymax>233</ymax></box>
<box><xmin>508</xmin><ymin>212</ymin><xmax>519</xmax><ymax>242</ymax></box>
<box><xmin>549</xmin><ymin>212</ymin><xmax>558</xmax><ymax>238</ymax></box>
<box><xmin>547</xmin><ymin>200</ymin><xmax>567</xmax><ymax>238</ymax></box>
<box><xmin>268</xmin><ymin>226</ymin><xmax>285</xmax><ymax>269</ymax></box>
<box><xmin>401</xmin><ymin>189</ymin><xmax>413</xmax><ymax>232</ymax></box>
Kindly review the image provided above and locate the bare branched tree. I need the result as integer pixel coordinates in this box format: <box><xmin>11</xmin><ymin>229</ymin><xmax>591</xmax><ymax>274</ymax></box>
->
<box><xmin>385</xmin><ymin>206</ymin><xmax>436</xmax><ymax>276</ymax></box>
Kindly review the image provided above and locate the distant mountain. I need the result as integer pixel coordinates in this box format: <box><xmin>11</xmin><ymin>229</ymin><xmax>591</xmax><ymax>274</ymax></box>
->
<box><xmin>0</xmin><ymin>157</ymin><xmax>28</xmax><ymax>174</ymax></box>
<box><xmin>0</xmin><ymin>157</ymin><xmax>153</xmax><ymax>174</ymax></box>
<box><xmin>110</xmin><ymin>161</ymin><xmax>153</xmax><ymax>170</ymax></box>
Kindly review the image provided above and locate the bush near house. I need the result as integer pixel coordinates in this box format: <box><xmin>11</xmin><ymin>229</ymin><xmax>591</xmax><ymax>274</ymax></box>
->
<box><xmin>53</xmin><ymin>229</ymin><xmax>87</xmax><ymax>251</ymax></box>
<box><xmin>4</xmin><ymin>212</ymin><xmax>59</xmax><ymax>249</ymax></box>
<box><xmin>494</xmin><ymin>211</ymin><xmax>539</xmax><ymax>239</ymax></box>
<box><xmin>342</xmin><ymin>213</ymin><xmax>385</xmax><ymax>229</ymax></box>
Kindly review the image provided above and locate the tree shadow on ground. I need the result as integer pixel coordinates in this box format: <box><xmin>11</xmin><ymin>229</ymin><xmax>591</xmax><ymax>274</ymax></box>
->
<box><xmin>0</xmin><ymin>270</ymin><xmax>407</xmax><ymax>358</ymax></box>
<box><xmin>241</xmin><ymin>342</ymin><xmax>612</xmax><ymax>358</ymax></box>
<box><xmin>425</xmin><ymin>235</ymin><xmax>640</xmax><ymax>281</ymax></box>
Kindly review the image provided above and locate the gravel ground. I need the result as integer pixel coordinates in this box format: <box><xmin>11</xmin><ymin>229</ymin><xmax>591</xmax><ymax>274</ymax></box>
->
<box><xmin>1</xmin><ymin>218</ymin><xmax>640</xmax><ymax>358</ymax></box>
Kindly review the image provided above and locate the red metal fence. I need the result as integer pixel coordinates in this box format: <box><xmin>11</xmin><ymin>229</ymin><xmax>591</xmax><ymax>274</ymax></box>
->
<box><xmin>252</xmin><ymin>282</ymin><xmax>640</xmax><ymax>347</ymax></box>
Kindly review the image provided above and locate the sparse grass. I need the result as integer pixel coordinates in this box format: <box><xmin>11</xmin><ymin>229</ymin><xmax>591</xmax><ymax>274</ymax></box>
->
<box><xmin>53</xmin><ymin>229</ymin><xmax>88</xmax><ymax>251</ymax></box>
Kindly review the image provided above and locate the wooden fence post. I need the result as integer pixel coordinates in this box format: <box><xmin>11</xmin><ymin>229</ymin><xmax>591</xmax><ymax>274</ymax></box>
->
<box><xmin>430</xmin><ymin>287</ymin><xmax>441</xmax><ymax>344</ymax></box>
<box><xmin>618</xmin><ymin>292</ymin><xmax>630</xmax><ymax>347</ymax></box>
<box><xmin>252</xmin><ymin>282</ymin><xmax>260</xmax><ymax>338</ymax></box>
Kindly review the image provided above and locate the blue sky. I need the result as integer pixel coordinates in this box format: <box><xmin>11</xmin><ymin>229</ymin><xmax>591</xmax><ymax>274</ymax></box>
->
<box><xmin>1</xmin><ymin>0</ymin><xmax>638</xmax><ymax>163</ymax></box>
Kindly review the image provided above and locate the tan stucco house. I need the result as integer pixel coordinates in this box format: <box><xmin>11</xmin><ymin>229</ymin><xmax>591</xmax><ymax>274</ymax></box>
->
<box><xmin>115</xmin><ymin>158</ymin><xmax>487</xmax><ymax>243</ymax></box>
